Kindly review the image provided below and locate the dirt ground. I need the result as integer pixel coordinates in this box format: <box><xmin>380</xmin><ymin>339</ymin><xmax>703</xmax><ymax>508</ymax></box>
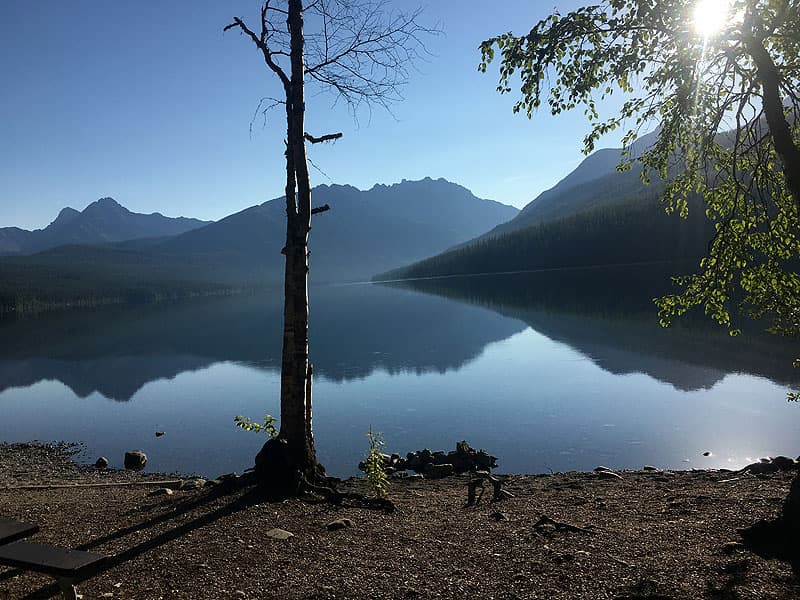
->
<box><xmin>0</xmin><ymin>443</ymin><xmax>798</xmax><ymax>599</ymax></box>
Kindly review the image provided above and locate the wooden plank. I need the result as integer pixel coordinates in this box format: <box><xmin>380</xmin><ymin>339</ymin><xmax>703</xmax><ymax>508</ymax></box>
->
<box><xmin>0</xmin><ymin>542</ymin><xmax>105</xmax><ymax>578</ymax></box>
<box><xmin>0</xmin><ymin>518</ymin><xmax>39</xmax><ymax>545</ymax></box>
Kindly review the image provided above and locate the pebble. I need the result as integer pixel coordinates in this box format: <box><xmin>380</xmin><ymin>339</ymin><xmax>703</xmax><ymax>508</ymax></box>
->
<box><xmin>265</xmin><ymin>528</ymin><xmax>294</xmax><ymax>540</ymax></box>
<box><xmin>148</xmin><ymin>488</ymin><xmax>174</xmax><ymax>497</ymax></box>
<box><xmin>326</xmin><ymin>518</ymin><xmax>354</xmax><ymax>531</ymax></box>
<box><xmin>95</xmin><ymin>457</ymin><xmax>109</xmax><ymax>469</ymax></box>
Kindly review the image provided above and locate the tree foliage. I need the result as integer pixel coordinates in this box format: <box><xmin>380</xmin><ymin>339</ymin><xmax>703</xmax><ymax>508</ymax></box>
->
<box><xmin>479</xmin><ymin>0</ymin><xmax>800</xmax><ymax>344</ymax></box>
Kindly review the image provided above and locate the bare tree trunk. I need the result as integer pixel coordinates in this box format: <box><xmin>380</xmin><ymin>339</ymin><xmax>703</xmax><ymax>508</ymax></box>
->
<box><xmin>255</xmin><ymin>0</ymin><xmax>320</xmax><ymax>490</ymax></box>
<box><xmin>228</xmin><ymin>0</ymin><xmax>433</xmax><ymax>494</ymax></box>
<box><xmin>747</xmin><ymin>36</ymin><xmax>800</xmax><ymax>213</ymax></box>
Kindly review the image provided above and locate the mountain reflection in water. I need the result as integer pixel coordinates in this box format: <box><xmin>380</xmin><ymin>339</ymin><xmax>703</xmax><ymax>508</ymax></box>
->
<box><xmin>0</xmin><ymin>265</ymin><xmax>797</xmax><ymax>477</ymax></box>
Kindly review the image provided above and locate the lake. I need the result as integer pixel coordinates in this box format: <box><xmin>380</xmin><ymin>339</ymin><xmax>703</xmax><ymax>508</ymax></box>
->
<box><xmin>1</xmin><ymin>266</ymin><xmax>798</xmax><ymax>478</ymax></box>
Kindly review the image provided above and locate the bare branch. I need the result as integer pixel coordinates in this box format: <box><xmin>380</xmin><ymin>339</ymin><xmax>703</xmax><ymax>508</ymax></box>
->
<box><xmin>224</xmin><ymin>15</ymin><xmax>291</xmax><ymax>90</ymax></box>
<box><xmin>311</xmin><ymin>204</ymin><xmax>331</xmax><ymax>215</ymax></box>
<box><xmin>304</xmin><ymin>132</ymin><xmax>343</xmax><ymax>144</ymax></box>
<box><xmin>250</xmin><ymin>96</ymin><xmax>287</xmax><ymax>137</ymax></box>
<box><xmin>301</xmin><ymin>0</ymin><xmax>440</xmax><ymax>114</ymax></box>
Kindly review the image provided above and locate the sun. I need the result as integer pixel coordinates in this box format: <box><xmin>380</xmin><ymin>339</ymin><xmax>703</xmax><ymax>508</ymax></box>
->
<box><xmin>692</xmin><ymin>0</ymin><xmax>732</xmax><ymax>37</ymax></box>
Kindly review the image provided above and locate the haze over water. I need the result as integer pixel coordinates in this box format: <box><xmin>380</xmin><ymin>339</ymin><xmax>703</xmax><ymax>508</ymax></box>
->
<box><xmin>1</xmin><ymin>266</ymin><xmax>797</xmax><ymax>478</ymax></box>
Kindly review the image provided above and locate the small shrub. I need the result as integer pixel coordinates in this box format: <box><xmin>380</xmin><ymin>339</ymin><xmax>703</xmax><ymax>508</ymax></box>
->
<box><xmin>365</xmin><ymin>427</ymin><xmax>390</xmax><ymax>499</ymax></box>
<box><xmin>234</xmin><ymin>414</ymin><xmax>279</xmax><ymax>438</ymax></box>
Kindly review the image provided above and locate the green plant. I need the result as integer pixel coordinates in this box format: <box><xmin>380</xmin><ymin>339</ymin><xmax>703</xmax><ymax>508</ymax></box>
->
<box><xmin>789</xmin><ymin>360</ymin><xmax>800</xmax><ymax>402</ymax></box>
<box><xmin>364</xmin><ymin>427</ymin><xmax>390</xmax><ymax>499</ymax></box>
<box><xmin>234</xmin><ymin>414</ymin><xmax>279</xmax><ymax>438</ymax></box>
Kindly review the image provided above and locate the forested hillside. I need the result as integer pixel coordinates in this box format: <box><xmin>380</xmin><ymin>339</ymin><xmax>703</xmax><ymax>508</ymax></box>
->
<box><xmin>376</xmin><ymin>190</ymin><xmax>713</xmax><ymax>280</ymax></box>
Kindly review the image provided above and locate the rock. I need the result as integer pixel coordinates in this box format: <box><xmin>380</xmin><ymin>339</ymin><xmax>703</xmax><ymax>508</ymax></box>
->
<box><xmin>123</xmin><ymin>450</ymin><xmax>147</xmax><ymax>471</ymax></box>
<box><xmin>215</xmin><ymin>472</ymin><xmax>241</xmax><ymax>488</ymax></box>
<box><xmin>743</xmin><ymin>461</ymin><xmax>780</xmax><ymax>475</ymax></box>
<box><xmin>148</xmin><ymin>488</ymin><xmax>174</xmax><ymax>497</ymax></box>
<box><xmin>95</xmin><ymin>457</ymin><xmax>109</xmax><ymax>469</ymax></box>
<box><xmin>595</xmin><ymin>470</ymin><xmax>623</xmax><ymax>480</ymax></box>
<box><xmin>643</xmin><ymin>465</ymin><xmax>659</xmax><ymax>471</ymax></box>
<box><xmin>180</xmin><ymin>478</ymin><xmax>207</xmax><ymax>490</ymax></box>
<box><xmin>474</xmin><ymin>450</ymin><xmax>498</xmax><ymax>470</ymax></box>
<box><xmin>489</xmin><ymin>511</ymin><xmax>507</xmax><ymax>522</ymax></box>
<box><xmin>456</xmin><ymin>440</ymin><xmax>471</xmax><ymax>454</ymax></box>
<box><xmin>390</xmin><ymin>442</ymin><xmax>497</xmax><ymax>475</ymax></box>
<box><xmin>759</xmin><ymin>457</ymin><xmax>772</xmax><ymax>463</ymax></box>
<box><xmin>782</xmin><ymin>472</ymin><xmax>800</xmax><ymax>527</ymax></box>
<box><xmin>771</xmin><ymin>456</ymin><xmax>796</xmax><ymax>470</ymax></box>
<box><xmin>497</xmin><ymin>489</ymin><xmax>515</xmax><ymax>500</ymax></box>
<box><xmin>326</xmin><ymin>518</ymin><xmax>354</xmax><ymax>531</ymax></box>
<box><xmin>155</xmin><ymin>431</ymin><xmax>165</xmax><ymax>437</ymax></box>
<box><xmin>702</xmin><ymin>451</ymin><xmax>712</xmax><ymax>457</ymax></box>
<box><xmin>593</xmin><ymin>466</ymin><xmax>613</xmax><ymax>472</ymax></box>
<box><xmin>265</xmin><ymin>528</ymin><xmax>294</xmax><ymax>540</ymax></box>
<box><xmin>424</xmin><ymin>463</ymin><xmax>454</xmax><ymax>479</ymax></box>
<box><xmin>722</xmin><ymin>541</ymin><xmax>744</xmax><ymax>554</ymax></box>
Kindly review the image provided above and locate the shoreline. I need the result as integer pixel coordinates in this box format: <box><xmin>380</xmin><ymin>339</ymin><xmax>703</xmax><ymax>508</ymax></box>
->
<box><xmin>1</xmin><ymin>442</ymin><xmax>798</xmax><ymax>599</ymax></box>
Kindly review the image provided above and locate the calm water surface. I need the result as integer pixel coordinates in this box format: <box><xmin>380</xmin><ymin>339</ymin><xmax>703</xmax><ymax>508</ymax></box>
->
<box><xmin>1</xmin><ymin>267</ymin><xmax>798</xmax><ymax>477</ymax></box>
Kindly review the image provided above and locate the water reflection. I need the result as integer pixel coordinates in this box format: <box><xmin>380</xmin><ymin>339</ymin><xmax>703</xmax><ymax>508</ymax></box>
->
<box><xmin>390</xmin><ymin>265</ymin><xmax>800</xmax><ymax>390</ymax></box>
<box><xmin>0</xmin><ymin>266</ymin><xmax>797</xmax><ymax>477</ymax></box>
<box><xmin>0</xmin><ymin>284</ymin><xmax>525</xmax><ymax>401</ymax></box>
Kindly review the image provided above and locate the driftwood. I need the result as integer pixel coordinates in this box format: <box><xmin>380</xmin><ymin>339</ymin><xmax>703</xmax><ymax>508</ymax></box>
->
<box><xmin>466</xmin><ymin>471</ymin><xmax>514</xmax><ymax>506</ymax></box>
<box><xmin>1</xmin><ymin>480</ymin><xmax>183</xmax><ymax>491</ymax></box>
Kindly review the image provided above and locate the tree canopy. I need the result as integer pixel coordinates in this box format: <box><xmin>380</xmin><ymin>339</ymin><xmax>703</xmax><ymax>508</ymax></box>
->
<box><xmin>479</xmin><ymin>0</ymin><xmax>800</xmax><ymax>383</ymax></box>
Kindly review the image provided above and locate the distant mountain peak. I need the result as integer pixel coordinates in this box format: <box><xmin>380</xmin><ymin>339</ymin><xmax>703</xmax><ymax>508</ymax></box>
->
<box><xmin>0</xmin><ymin>197</ymin><xmax>210</xmax><ymax>256</ymax></box>
<box><xmin>369</xmin><ymin>177</ymin><xmax>457</xmax><ymax>193</ymax></box>
<box><xmin>49</xmin><ymin>207</ymin><xmax>81</xmax><ymax>228</ymax></box>
<box><xmin>88</xmin><ymin>197</ymin><xmax>124</xmax><ymax>209</ymax></box>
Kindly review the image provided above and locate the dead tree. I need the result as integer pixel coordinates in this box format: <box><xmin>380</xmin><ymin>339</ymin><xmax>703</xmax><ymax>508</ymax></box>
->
<box><xmin>224</xmin><ymin>0</ymin><xmax>435</xmax><ymax>494</ymax></box>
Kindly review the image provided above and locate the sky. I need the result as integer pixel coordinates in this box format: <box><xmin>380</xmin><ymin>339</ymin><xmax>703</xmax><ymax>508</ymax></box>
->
<box><xmin>0</xmin><ymin>0</ymin><xmax>626</xmax><ymax>230</ymax></box>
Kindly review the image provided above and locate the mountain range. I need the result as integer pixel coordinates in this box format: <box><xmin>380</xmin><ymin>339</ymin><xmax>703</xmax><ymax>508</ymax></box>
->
<box><xmin>376</xmin><ymin>133</ymin><xmax>713</xmax><ymax>281</ymax></box>
<box><xmin>150</xmin><ymin>177</ymin><xmax>519</xmax><ymax>281</ymax></box>
<box><xmin>0</xmin><ymin>178</ymin><xmax>518</xmax><ymax>312</ymax></box>
<box><xmin>0</xmin><ymin>198</ymin><xmax>211</xmax><ymax>255</ymax></box>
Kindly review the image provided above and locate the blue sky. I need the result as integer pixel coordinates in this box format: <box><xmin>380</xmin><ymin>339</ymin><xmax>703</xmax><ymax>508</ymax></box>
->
<box><xmin>0</xmin><ymin>0</ymin><xmax>624</xmax><ymax>230</ymax></box>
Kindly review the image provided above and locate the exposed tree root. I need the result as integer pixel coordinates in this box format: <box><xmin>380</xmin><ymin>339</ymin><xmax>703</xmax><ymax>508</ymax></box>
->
<box><xmin>251</xmin><ymin>438</ymin><xmax>395</xmax><ymax>511</ymax></box>
<box><xmin>300</xmin><ymin>475</ymin><xmax>396</xmax><ymax>513</ymax></box>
